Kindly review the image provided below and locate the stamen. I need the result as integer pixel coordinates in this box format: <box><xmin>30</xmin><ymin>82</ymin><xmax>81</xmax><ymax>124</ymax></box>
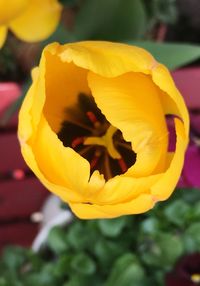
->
<box><xmin>104</xmin><ymin>153</ymin><xmax>113</xmax><ymax>180</ymax></box>
<box><xmin>66</xmin><ymin>117</ymin><xmax>94</xmax><ymax>132</ymax></box>
<box><xmin>71</xmin><ymin>137</ymin><xmax>84</xmax><ymax>148</ymax></box>
<box><xmin>90</xmin><ymin>151</ymin><xmax>101</xmax><ymax>170</ymax></box>
<box><xmin>58</xmin><ymin>93</ymin><xmax>137</xmax><ymax>180</ymax></box>
<box><xmin>118</xmin><ymin>158</ymin><xmax>128</xmax><ymax>173</ymax></box>
<box><xmin>79</xmin><ymin>145</ymin><xmax>93</xmax><ymax>156</ymax></box>
<box><xmin>86</xmin><ymin>111</ymin><xmax>101</xmax><ymax>128</ymax></box>
<box><xmin>117</xmin><ymin>141</ymin><xmax>133</xmax><ymax>151</ymax></box>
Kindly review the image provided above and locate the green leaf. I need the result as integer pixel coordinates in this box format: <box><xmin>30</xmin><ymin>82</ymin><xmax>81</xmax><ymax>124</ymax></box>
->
<box><xmin>94</xmin><ymin>238</ymin><xmax>127</xmax><ymax>272</ymax></box>
<box><xmin>141</xmin><ymin>233</ymin><xmax>183</xmax><ymax>268</ymax></box>
<box><xmin>151</xmin><ymin>0</ymin><xmax>177</xmax><ymax>24</ymax></box>
<box><xmin>128</xmin><ymin>41</ymin><xmax>200</xmax><ymax>70</ymax></box>
<box><xmin>53</xmin><ymin>255</ymin><xmax>72</xmax><ymax>277</ymax></box>
<box><xmin>70</xmin><ymin>253</ymin><xmax>96</xmax><ymax>275</ymax></box>
<box><xmin>67</xmin><ymin>221</ymin><xmax>97</xmax><ymax>251</ymax></box>
<box><xmin>163</xmin><ymin>200</ymin><xmax>190</xmax><ymax>227</ymax></box>
<box><xmin>24</xmin><ymin>263</ymin><xmax>56</xmax><ymax>286</ymax></box>
<box><xmin>71</xmin><ymin>0</ymin><xmax>147</xmax><ymax>41</ymax></box>
<box><xmin>183</xmin><ymin>223</ymin><xmax>200</xmax><ymax>252</ymax></box>
<box><xmin>2</xmin><ymin>247</ymin><xmax>27</xmax><ymax>271</ymax></box>
<box><xmin>105</xmin><ymin>253</ymin><xmax>146</xmax><ymax>286</ymax></box>
<box><xmin>140</xmin><ymin>217</ymin><xmax>160</xmax><ymax>234</ymax></box>
<box><xmin>98</xmin><ymin>217</ymin><xmax>128</xmax><ymax>237</ymax></box>
<box><xmin>180</xmin><ymin>188</ymin><xmax>200</xmax><ymax>204</ymax></box>
<box><xmin>47</xmin><ymin>226</ymin><xmax>69</xmax><ymax>254</ymax></box>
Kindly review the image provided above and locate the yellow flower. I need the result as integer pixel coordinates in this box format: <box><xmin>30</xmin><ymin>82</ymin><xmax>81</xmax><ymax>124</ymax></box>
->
<box><xmin>18</xmin><ymin>41</ymin><xmax>189</xmax><ymax>219</ymax></box>
<box><xmin>0</xmin><ymin>0</ymin><xmax>62</xmax><ymax>48</ymax></box>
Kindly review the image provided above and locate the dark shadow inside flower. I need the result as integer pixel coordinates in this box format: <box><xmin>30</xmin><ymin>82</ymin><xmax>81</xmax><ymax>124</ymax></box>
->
<box><xmin>57</xmin><ymin>93</ymin><xmax>137</xmax><ymax>180</ymax></box>
<box><xmin>165</xmin><ymin>114</ymin><xmax>177</xmax><ymax>152</ymax></box>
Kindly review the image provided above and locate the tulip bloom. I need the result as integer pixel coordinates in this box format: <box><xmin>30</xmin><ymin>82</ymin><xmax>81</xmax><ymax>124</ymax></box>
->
<box><xmin>18</xmin><ymin>41</ymin><xmax>189</xmax><ymax>219</ymax></box>
<box><xmin>0</xmin><ymin>0</ymin><xmax>62</xmax><ymax>48</ymax></box>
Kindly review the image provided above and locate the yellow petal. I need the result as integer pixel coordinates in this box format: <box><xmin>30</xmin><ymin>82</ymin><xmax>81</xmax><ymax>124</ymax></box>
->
<box><xmin>85</xmin><ymin>170</ymin><xmax>105</xmax><ymax>199</ymax></box>
<box><xmin>0</xmin><ymin>25</ymin><xmax>7</xmax><ymax>48</ymax></box>
<box><xmin>0</xmin><ymin>0</ymin><xmax>29</xmax><ymax>25</ymax></box>
<box><xmin>18</xmin><ymin>47</ymin><xmax>90</xmax><ymax>202</ymax></box>
<box><xmin>32</xmin><ymin>115</ymin><xmax>90</xmax><ymax>196</ymax></box>
<box><xmin>43</xmin><ymin>47</ymin><xmax>91</xmax><ymax>133</ymax></box>
<box><xmin>9</xmin><ymin>0</ymin><xmax>62</xmax><ymax>42</ymax></box>
<box><xmin>21</xmin><ymin>144</ymin><xmax>83</xmax><ymax>202</ymax></box>
<box><xmin>151</xmin><ymin>118</ymin><xmax>188</xmax><ymax>200</ymax></box>
<box><xmin>88</xmin><ymin>71</ymin><xmax>168</xmax><ymax>176</ymax></box>
<box><xmin>152</xmin><ymin>64</ymin><xmax>189</xmax><ymax>137</ymax></box>
<box><xmin>59</xmin><ymin>41</ymin><xmax>156</xmax><ymax>77</ymax></box>
<box><xmin>90</xmin><ymin>173</ymin><xmax>161</xmax><ymax>205</ymax></box>
<box><xmin>18</xmin><ymin>85</ymin><xmax>83</xmax><ymax>203</ymax></box>
<box><xmin>69</xmin><ymin>194</ymin><xmax>154</xmax><ymax>219</ymax></box>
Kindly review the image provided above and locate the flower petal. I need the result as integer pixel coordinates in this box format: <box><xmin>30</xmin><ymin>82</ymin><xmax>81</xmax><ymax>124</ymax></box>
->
<box><xmin>18</xmin><ymin>45</ymin><xmax>91</xmax><ymax>202</ymax></box>
<box><xmin>59</xmin><ymin>41</ymin><xmax>156</xmax><ymax>77</ymax></box>
<box><xmin>0</xmin><ymin>0</ymin><xmax>29</xmax><ymax>25</ymax></box>
<box><xmin>32</xmin><ymin>115</ymin><xmax>90</xmax><ymax>196</ymax></box>
<box><xmin>43</xmin><ymin>49</ymin><xmax>90</xmax><ymax>133</ymax></box>
<box><xmin>0</xmin><ymin>25</ymin><xmax>7</xmax><ymax>48</ymax></box>
<box><xmin>88</xmin><ymin>71</ymin><xmax>168</xmax><ymax>176</ymax></box>
<box><xmin>69</xmin><ymin>194</ymin><xmax>154</xmax><ymax>219</ymax></box>
<box><xmin>90</xmin><ymin>173</ymin><xmax>161</xmax><ymax>205</ymax></box>
<box><xmin>18</xmin><ymin>85</ymin><xmax>83</xmax><ymax>202</ymax></box>
<box><xmin>152</xmin><ymin>64</ymin><xmax>189</xmax><ymax>137</ymax></box>
<box><xmin>9</xmin><ymin>0</ymin><xmax>62</xmax><ymax>42</ymax></box>
<box><xmin>151</xmin><ymin>118</ymin><xmax>188</xmax><ymax>200</ymax></box>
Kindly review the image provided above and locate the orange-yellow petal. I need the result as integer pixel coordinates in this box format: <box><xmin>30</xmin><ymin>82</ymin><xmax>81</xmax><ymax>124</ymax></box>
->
<box><xmin>18</xmin><ymin>85</ymin><xmax>83</xmax><ymax>202</ymax></box>
<box><xmin>59</xmin><ymin>41</ymin><xmax>156</xmax><ymax>77</ymax></box>
<box><xmin>88</xmin><ymin>71</ymin><xmax>168</xmax><ymax>177</ymax></box>
<box><xmin>32</xmin><ymin>115</ymin><xmax>90</xmax><ymax>196</ymax></box>
<box><xmin>43</xmin><ymin>49</ymin><xmax>90</xmax><ymax>133</ymax></box>
<box><xmin>0</xmin><ymin>0</ymin><xmax>29</xmax><ymax>25</ymax></box>
<box><xmin>9</xmin><ymin>0</ymin><xmax>62</xmax><ymax>42</ymax></box>
<box><xmin>69</xmin><ymin>194</ymin><xmax>154</xmax><ymax>219</ymax></box>
<box><xmin>151</xmin><ymin>118</ymin><xmax>188</xmax><ymax>200</ymax></box>
<box><xmin>152</xmin><ymin>64</ymin><xmax>189</xmax><ymax>137</ymax></box>
<box><xmin>19</xmin><ymin>49</ymin><xmax>91</xmax><ymax>201</ymax></box>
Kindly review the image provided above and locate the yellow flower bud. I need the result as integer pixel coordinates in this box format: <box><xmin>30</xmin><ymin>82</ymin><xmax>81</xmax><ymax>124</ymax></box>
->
<box><xmin>18</xmin><ymin>41</ymin><xmax>189</xmax><ymax>219</ymax></box>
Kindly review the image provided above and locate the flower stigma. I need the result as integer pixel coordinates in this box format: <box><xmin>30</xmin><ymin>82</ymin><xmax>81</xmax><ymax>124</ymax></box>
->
<box><xmin>58</xmin><ymin>93</ymin><xmax>137</xmax><ymax>180</ymax></box>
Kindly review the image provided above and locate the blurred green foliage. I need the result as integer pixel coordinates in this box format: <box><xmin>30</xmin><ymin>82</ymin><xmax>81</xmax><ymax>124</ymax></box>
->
<box><xmin>1</xmin><ymin>188</ymin><xmax>200</xmax><ymax>286</ymax></box>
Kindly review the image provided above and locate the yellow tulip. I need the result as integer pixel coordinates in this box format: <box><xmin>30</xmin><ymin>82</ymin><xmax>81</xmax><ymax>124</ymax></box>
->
<box><xmin>18</xmin><ymin>41</ymin><xmax>189</xmax><ymax>219</ymax></box>
<box><xmin>0</xmin><ymin>0</ymin><xmax>62</xmax><ymax>48</ymax></box>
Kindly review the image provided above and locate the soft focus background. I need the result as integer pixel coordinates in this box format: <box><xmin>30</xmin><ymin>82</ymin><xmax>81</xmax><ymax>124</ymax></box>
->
<box><xmin>0</xmin><ymin>0</ymin><xmax>200</xmax><ymax>285</ymax></box>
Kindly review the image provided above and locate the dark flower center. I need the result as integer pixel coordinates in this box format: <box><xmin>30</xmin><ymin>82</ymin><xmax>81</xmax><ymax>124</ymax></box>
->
<box><xmin>57</xmin><ymin>93</ymin><xmax>136</xmax><ymax>180</ymax></box>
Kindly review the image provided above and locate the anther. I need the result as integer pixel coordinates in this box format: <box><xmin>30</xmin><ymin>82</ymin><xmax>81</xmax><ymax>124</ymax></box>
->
<box><xmin>118</xmin><ymin>158</ymin><xmax>127</xmax><ymax>173</ymax></box>
<box><xmin>86</xmin><ymin>111</ymin><xmax>101</xmax><ymax>128</ymax></box>
<box><xmin>71</xmin><ymin>137</ymin><xmax>84</xmax><ymax>148</ymax></box>
<box><xmin>90</xmin><ymin>151</ymin><xmax>101</xmax><ymax>170</ymax></box>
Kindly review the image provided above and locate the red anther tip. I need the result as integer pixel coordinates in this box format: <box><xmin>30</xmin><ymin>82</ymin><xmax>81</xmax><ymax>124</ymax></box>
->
<box><xmin>86</xmin><ymin>111</ymin><xmax>98</xmax><ymax>124</ymax></box>
<box><xmin>12</xmin><ymin>169</ymin><xmax>25</xmax><ymax>180</ymax></box>
<box><xmin>72</xmin><ymin>137</ymin><xmax>84</xmax><ymax>148</ymax></box>
<box><xmin>90</xmin><ymin>153</ymin><xmax>101</xmax><ymax>169</ymax></box>
<box><xmin>118</xmin><ymin>158</ymin><xmax>127</xmax><ymax>173</ymax></box>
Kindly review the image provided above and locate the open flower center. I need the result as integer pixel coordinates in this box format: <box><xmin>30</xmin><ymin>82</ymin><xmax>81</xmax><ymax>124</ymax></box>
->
<box><xmin>57</xmin><ymin>93</ymin><xmax>136</xmax><ymax>180</ymax></box>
